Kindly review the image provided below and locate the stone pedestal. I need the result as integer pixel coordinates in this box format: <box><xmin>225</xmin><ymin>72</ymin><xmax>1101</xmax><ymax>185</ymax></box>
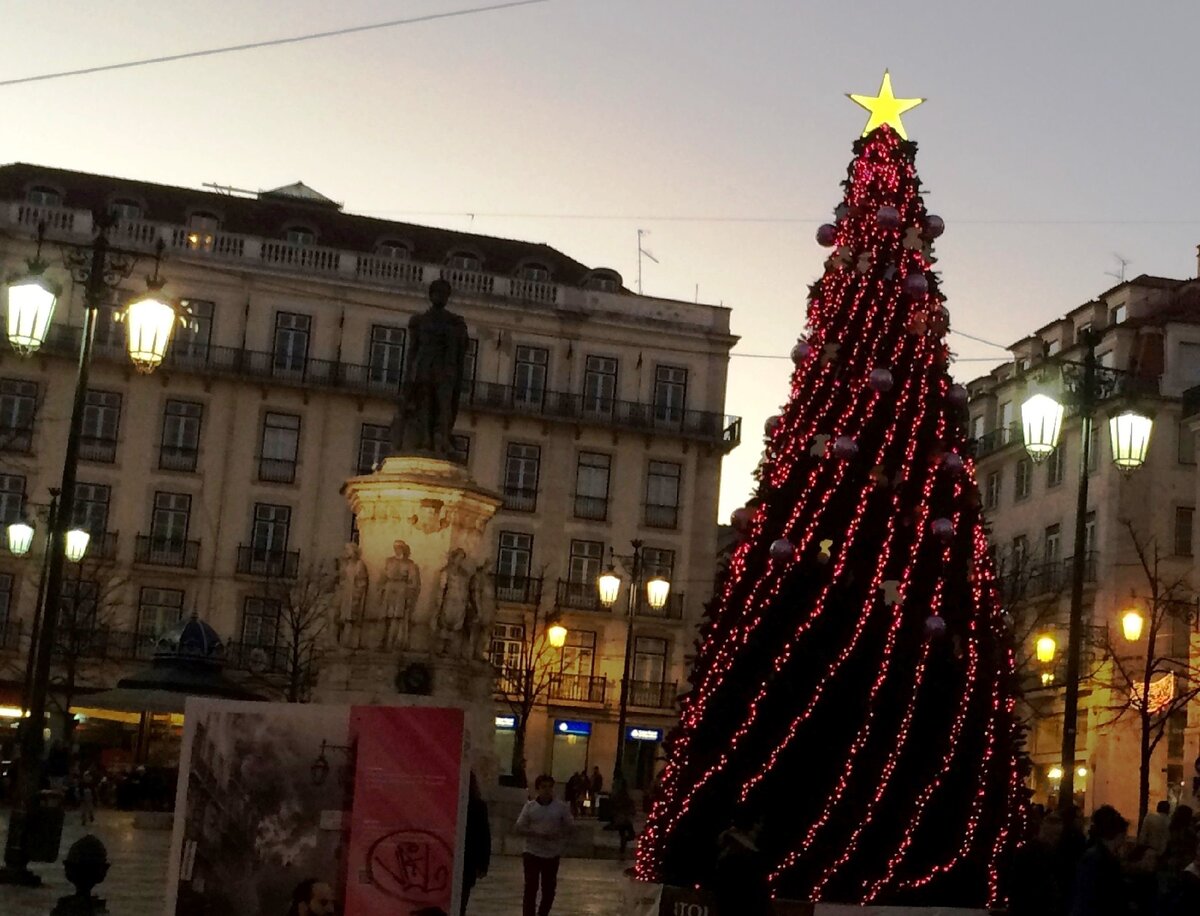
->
<box><xmin>314</xmin><ymin>456</ymin><xmax>503</xmax><ymax>789</ymax></box>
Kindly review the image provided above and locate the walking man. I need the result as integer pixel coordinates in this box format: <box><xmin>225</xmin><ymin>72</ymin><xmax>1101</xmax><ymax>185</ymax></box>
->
<box><xmin>515</xmin><ymin>774</ymin><xmax>574</xmax><ymax>916</ymax></box>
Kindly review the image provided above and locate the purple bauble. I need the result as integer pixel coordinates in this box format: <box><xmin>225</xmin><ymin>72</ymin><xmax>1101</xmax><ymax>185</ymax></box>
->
<box><xmin>769</xmin><ymin>538</ymin><xmax>794</xmax><ymax>562</ymax></box>
<box><xmin>947</xmin><ymin>384</ymin><xmax>969</xmax><ymax>409</ymax></box>
<box><xmin>903</xmin><ymin>273</ymin><xmax>929</xmax><ymax>298</ymax></box>
<box><xmin>868</xmin><ymin>368</ymin><xmax>894</xmax><ymax>392</ymax></box>
<box><xmin>791</xmin><ymin>340</ymin><xmax>812</xmax><ymax>365</ymax></box>
<box><xmin>816</xmin><ymin>223</ymin><xmax>838</xmax><ymax>247</ymax></box>
<box><xmin>943</xmin><ymin>453</ymin><xmax>965</xmax><ymax>474</ymax></box>
<box><xmin>764</xmin><ymin>415</ymin><xmax>782</xmax><ymax>435</ymax></box>
<box><xmin>924</xmin><ymin>615</ymin><xmax>947</xmax><ymax>637</ymax></box>
<box><xmin>731</xmin><ymin>506</ymin><xmax>753</xmax><ymax>531</ymax></box>
<box><xmin>833</xmin><ymin>435</ymin><xmax>859</xmax><ymax>460</ymax></box>
<box><xmin>931</xmin><ymin>517</ymin><xmax>954</xmax><ymax>541</ymax></box>
<box><xmin>925</xmin><ymin>214</ymin><xmax>945</xmax><ymax>238</ymax></box>
<box><xmin>876</xmin><ymin>206</ymin><xmax>901</xmax><ymax>229</ymax></box>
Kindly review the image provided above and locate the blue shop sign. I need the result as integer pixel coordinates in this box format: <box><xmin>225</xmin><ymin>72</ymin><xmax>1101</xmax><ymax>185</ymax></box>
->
<box><xmin>626</xmin><ymin>727</ymin><xmax>663</xmax><ymax>742</ymax></box>
<box><xmin>554</xmin><ymin>719</ymin><xmax>592</xmax><ymax>737</ymax></box>
<box><xmin>495</xmin><ymin>715</ymin><xmax>518</xmax><ymax>731</ymax></box>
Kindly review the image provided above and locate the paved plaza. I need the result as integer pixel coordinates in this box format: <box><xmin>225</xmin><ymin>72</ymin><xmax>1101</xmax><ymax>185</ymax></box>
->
<box><xmin>0</xmin><ymin>810</ymin><xmax>630</xmax><ymax>916</ymax></box>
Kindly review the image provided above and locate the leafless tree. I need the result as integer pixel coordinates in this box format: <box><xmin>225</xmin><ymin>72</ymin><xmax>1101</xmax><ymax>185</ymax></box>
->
<box><xmin>254</xmin><ymin>560</ymin><xmax>337</xmax><ymax>703</ymax></box>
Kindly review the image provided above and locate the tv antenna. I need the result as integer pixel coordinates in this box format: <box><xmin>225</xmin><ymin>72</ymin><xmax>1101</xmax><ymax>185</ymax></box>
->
<box><xmin>1105</xmin><ymin>253</ymin><xmax>1132</xmax><ymax>283</ymax></box>
<box><xmin>637</xmin><ymin>229</ymin><xmax>658</xmax><ymax>296</ymax></box>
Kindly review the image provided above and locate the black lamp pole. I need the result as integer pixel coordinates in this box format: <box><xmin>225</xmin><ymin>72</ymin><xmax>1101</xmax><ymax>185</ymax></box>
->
<box><xmin>18</xmin><ymin>490</ymin><xmax>59</xmax><ymax>713</ymax></box>
<box><xmin>612</xmin><ymin>539</ymin><xmax>644</xmax><ymax>790</ymax></box>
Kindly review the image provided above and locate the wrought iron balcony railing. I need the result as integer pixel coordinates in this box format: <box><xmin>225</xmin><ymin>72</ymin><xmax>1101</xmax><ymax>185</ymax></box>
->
<box><xmin>236</xmin><ymin>545</ymin><xmax>300</xmax><ymax>579</ymax></box>
<box><xmin>159</xmin><ymin>444</ymin><xmax>199</xmax><ymax>472</ymax></box>
<box><xmin>626</xmin><ymin>679</ymin><xmax>678</xmax><ymax>709</ymax></box>
<box><xmin>556</xmin><ymin>579</ymin><xmax>608</xmax><ymax>613</ymax></box>
<box><xmin>502</xmin><ymin>487</ymin><xmax>538</xmax><ymax>513</ymax></box>
<box><xmin>492</xmin><ymin>574</ymin><xmax>542</xmax><ymax>606</ymax></box>
<box><xmin>548</xmin><ymin>673</ymin><xmax>607</xmax><ymax>704</ymax></box>
<box><xmin>573</xmin><ymin>495</ymin><xmax>608</xmax><ymax>521</ymax></box>
<box><xmin>135</xmin><ymin>534</ymin><xmax>200</xmax><ymax>569</ymax></box>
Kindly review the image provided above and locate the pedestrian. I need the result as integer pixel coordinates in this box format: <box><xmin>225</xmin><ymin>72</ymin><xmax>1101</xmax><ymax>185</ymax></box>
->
<box><xmin>461</xmin><ymin>772</ymin><xmax>490</xmax><ymax>915</ymax></box>
<box><xmin>564</xmin><ymin>771</ymin><xmax>581</xmax><ymax>818</ymax></box>
<box><xmin>1009</xmin><ymin>811</ymin><xmax>1065</xmax><ymax>916</ymax></box>
<box><xmin>1162</xmin><ymin>836</ymin><xmax>1200</xmax><ymax>916</ymax></box>
<box><xmin>286</xmin><ymin>879</ymin><xmax>335</xmax><ymax>916</ymax></box>
<box><xmin>1137</xmin><ymin>800</ymin><xmax>1171</xmax><ymax>857</ymax></box>
<box><xmin>1163</xmin><ymin>804</ymin><xmax>1197</xmax><ymax>874</ymax></box>
<box><xmin>79</xmin><ymin>771</ymin><xmax>96</xmax><ymax>827</ymax></box>
<box><xmin>1068</xmin><ymin>804</ymin><xmax>1130</xmax><ymax>916</ymax></box>
<box><xmin>1055</xmin><ymin>805</ymin><xmax>1087</xmax><ymax>897</ymax></box>
<box><xmin>515</xmin><ymin>774</ymin><xmax>573</xmax><ymax>916</ymax></box>
<box><xmin>609</xmin><ymin>780</ymin><xmax>637</xmax><ymax>856</ymax></box>
<box><xmin>590</xmin><ymin>766</ymin><xmax>603</xmax><ymax>816</ymax></box>
<box><xmin>709</xmin><ymin>809</ymin><xmax>770</xmax><ymax>916</ymax></box>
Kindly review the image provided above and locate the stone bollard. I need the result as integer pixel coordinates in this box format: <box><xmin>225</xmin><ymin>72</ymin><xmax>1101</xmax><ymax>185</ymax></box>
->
<box><xmin>50</xmin><ymin>834</ymin><xmax>110</xmax><ymax>916</ymax></box>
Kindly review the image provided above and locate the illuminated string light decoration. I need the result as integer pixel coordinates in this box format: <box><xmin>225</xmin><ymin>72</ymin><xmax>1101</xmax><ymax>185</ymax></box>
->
<box><xmin>635</xmin><ymin>78</ymin><xmax>1027</xmax><ymax>907</ymax></box>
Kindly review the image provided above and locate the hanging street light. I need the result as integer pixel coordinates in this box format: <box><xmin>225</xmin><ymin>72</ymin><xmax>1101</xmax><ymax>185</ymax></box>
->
<box><xmin>546</xmin><ymin>614</ymin><xmax>568</xmax><ymax>649</ymax></box>
<box><xmin>1021</xmin><ymin>393</ymin><xmax>1065</xmax><ymax>463</ymax></box>
<box><xmin>1048</xmin><ymin>765</ymin><xmax>1064</xmax><ymax>781</ymax></box>
<box><xmin>1036</xmin><ymin>634</ymin><xmax>1057</xmax><ymax>664</ymax></box>
<box><xmin>1121</xmin><ymin>608</ymin><xmax>1145</xmax><ymax>643</ymax></box>
<box><xmin>645</xmin><ymin>575</ymin><xmax>671</xmax><ymax>611</ymax></box>
<box><xmin>64</xmin><ymin>529</ymin><xmax>90</xmax><ymax>563</ymax></box>
<box><xmin>1108</xmin><ymin>410</ymin><xmax>1153</xmax><ymax>472</ymax></box>
<box><xmin>6</xmin><ymin>521</ymin><xmax>34</xmax><ymax>557</ymax></box>
<box><xmin>4</xmin><ymin>268</ymin><xmax>59</xmax><ymax>356</ymax></box>
<box><xmin>597</xmin><ymin>567</ymin><xmax>621</xmax><ymax>609</ymax></box>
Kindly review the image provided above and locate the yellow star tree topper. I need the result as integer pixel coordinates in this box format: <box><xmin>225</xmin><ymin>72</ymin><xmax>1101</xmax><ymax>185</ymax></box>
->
<box><xmin>848</xmin><ymin>71</ymin><xmax>924</xmax><ymax>140</ymax></box>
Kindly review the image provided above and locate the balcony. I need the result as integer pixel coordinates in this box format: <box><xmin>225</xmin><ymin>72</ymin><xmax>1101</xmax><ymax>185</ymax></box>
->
<box><xmin>1000</xmin><ymin>552</ymin><xmax>1098</xmax><ymax>602</ymax></box>
<box><xmin>258</xmin><ymin>457</ymin><xmax>297</xmax><ymax>484</ymax></box>
<box><xmin>159</xmin><ymin>444</ymin><xmax>199</xmax><ymax>472</ymax></box>
<box><xmin>135</xmin><ymin>535</ymin><xmax>200</xmax><ymax>569</ymax></box>
<box><xmin>236</xmin><ymin>545</ymin><xmax>300</xmax><ymax>579</ymax></box>
<box><xmin>573</xmin><ymin>495</ymin><xmax>608</xmax><ymax>521</ymax></box>
<box><xmin>492</xmin><ymin>574</ymin><xmax>542</xmax><ymax>606</ymax></box>
<box><xmin>548</xmin><ymin>673</ymin><xmax>606</xmax><ymax>704</ymax></box>
<box><xmin>626</xmin><ymin>680</ymin><xmax>678</xmax><ymax>710</ymax></box>
<box><xmin>643</xmin><ymin>503</ymin><xmax>679</xmax><ymax>530</ymax></box>
<box><xmin>87</xmin><ymin>531</ymin><xmax>119</xmax><ymax>561</ymax></box>
<box><xmin>502</xmin><ymin>487</ymin><xmax>537</xmax><ymax>513</ymax></box>
<box><xmin>0</xmin><ymin>423</ymin><xmax>33</xmax><ymax>454</ymax></box>
<box><xmin>556</xmin><ymin>579</ymin><xmax>607</xmax><ymax>613</ymax></box>
<box><xmin>52</xmin><ymin>627</ymin><xmax>140</xmax><ymax>662</ymax></box>
<box><xmin>78</xmin><ymin>434</ymin><xmax>117</xmax><ymax>463</ymax></box>
<box><xmin>636</xmin><ymin>590</ymin><xmax>686</xmax><ymax>621</ymax></box>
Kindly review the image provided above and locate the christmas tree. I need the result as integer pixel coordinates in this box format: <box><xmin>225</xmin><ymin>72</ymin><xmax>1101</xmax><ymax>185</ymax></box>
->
<box><xmin>636</xmin><ymin>74</ymin><xmax>1028</xmax><ymax>907</ymax></box>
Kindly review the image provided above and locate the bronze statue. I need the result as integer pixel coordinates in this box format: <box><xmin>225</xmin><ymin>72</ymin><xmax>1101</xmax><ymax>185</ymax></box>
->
<box><xmin>391</xmin><ymin>279</ymin><xmax>470</xmax><ymax>458</ymax></box>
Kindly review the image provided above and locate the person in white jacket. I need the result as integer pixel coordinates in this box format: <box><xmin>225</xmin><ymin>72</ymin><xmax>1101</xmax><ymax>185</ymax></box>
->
<box><xmin>514</xmin><ymin>774</ymin><xmax>574</xmax><ymax>916</ymax></box>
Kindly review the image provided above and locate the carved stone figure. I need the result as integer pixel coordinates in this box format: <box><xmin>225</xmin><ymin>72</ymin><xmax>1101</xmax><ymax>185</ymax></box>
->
<box><xmin>336</xmin><ymin>542</ymin><xmax>369</xmax><ymax>650</ymax></box>
<box><xmin>379</xmin><ymin>539</ymin><xmax>421</xmax><ymax>650</ymax></box>
<box><xmin>465</xmin><ymin>561</ymin><xmax>495</xmax><ymax>661</ymax></box>
<box><xmin>391</xmin><ymin>280</ymin><xmax>470</xmax><ymax>458</ymax></box>
<box><xmin>434</xmin><ymin>548</ymin><xmax>472</xmax><ymax>656</ymax></box>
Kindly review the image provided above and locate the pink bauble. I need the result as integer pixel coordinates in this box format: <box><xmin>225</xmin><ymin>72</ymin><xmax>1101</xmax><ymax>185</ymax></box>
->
<box><xmin>764</xmin><ymin>415</ymin><xmax>782</xmax><ymax>436</ymax></box>
<box><xmin>947</xmin><ymin>384</ymin><xmax>969</xmax><ymax>409</ymax></box>
<box><xmin>876</xmin><ymin>206</ymin><xmax>901</xmax><ymax>229</ymax></box>
<box><xmin>731</xmin><ymin>507</ymin><xmax>753</xmax><ymax>531</ymax></box>
<box><xmin>833</xmin><ymin>436</ymin><xmax>858</xmax><ymax>459</ymax></box>
<box><xmin>925</xmin><ymin>214</ymin><xmax>945</xmax><ymax>238</ymax></box>
<box><xmin>931</xmin><ymin>517</ymin><xmax>954</xmax><ymax>541</ymax></box>
<box><xmin>791</xmin><ymin>340</ymin><xmax>812</xmax><ymax>364</ymax></box>
<box><xmin>943</xmin><ymin>453</ymin><xmax>965</xmax><ymax>474</ymax></box>
<box><xmin>816</xmin><ymin>223</ymin><xmax>838</xmax><ymax>247</ymax></box>
<box><xmin>924</xmin><ymin>615</ymin><xmax>947</xmax><ymax>637</ymax></box>
<box><xmin>769</xmin><ymin>538</ymin><xmax>794</xmax><ymax>561</ymax></box>
<box><xmin>903</xmin><ymin>274</ymin><xmax>929</xmax><ymax>297</ymax></box>
<box><xmin>868</xmin><ymin>368</ymin><xmax>894</xmax><ymax>392</ymax></box>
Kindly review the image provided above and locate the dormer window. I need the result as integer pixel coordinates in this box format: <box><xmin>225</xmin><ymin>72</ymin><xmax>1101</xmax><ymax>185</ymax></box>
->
<box><xmin>377</xmin><ymin>240</ymin><xmax>410</xmax><ymax>260</ymax></box>
<box><xmin>584</xmin><ymin>268</ymin><xmax>622</xmax><ymax>293</ymax></box>
<box><xmin>186</xmin><ymin>212</ymin><xmax>220</xmax><ymax>252</ymax></box>
<box><xmin>447</xmin><ymin>251</ymin><xmax>482</xmax><ymax>272</ymax></box>
<box><xmin>110</xmin><ymin>199</ymin><xmax>142</xmax><ymax>221</ymax></box>
<box><xmin>27</xmin><ymin>186</ymin><xmax>61</xmax><ymax>207</ymax></box>
<box><xmin>1110</xmin><ymin>304</ymin><xmax>1127</xmax><ymax>325</ymax></box>
<box><xmin>286</xmin><ymin>227</ymin><xmax>315</xmax><ymax>247</ymax></box>
<box><xmin>516</xmin><ymin>263</ymin><xmax>551</xmax><ymax>282</ymax></box>
<box><xmin>1047</xmin><ymin>339</ymin><xmax>1062</xmax><ymax>356</ymax></box>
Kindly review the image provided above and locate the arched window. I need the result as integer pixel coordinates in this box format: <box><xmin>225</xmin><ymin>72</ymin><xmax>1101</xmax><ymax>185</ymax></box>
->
<box><xmin>186</xmin><ymin>211</ymin><xmax>221</xmax><ymax>252</ymax></box>
<box><xmin>516</xmin><ymin>262</ymin><xmax>551</xmax><ymax>282</ymax></box>
<box><xmin>110</xmin><ymin>198</ymin><xmax>142</xmax><ymax>221</ymax></box>
<box><xmin>447</xmin><ymin>251</ymin><xmax>482</xmax><ymax>272</ymax></box>
<box><xmin>26</xmin><ymin>186</ymin><xmax>61</xmax><ymax>207</ymax></box>
<box><xmin>377</xmin><ymin>240</ymin><xmax>410</xmax><ymax>259</ymax></box>
<box><xmin>285</xmin><ymin>226</ymin><xmax>315</xmax><ymax>247</ymax></box>
<box><xmin>584</xmin><ymin>268</ymin><xmax>622</xmax><ymax>293</ymax></box>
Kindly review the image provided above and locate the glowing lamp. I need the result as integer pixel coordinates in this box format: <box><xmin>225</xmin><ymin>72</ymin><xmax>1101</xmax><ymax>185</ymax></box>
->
<box><xmin>1108</xmin><ymin>410</ymin><xmax>1152</xmax><ymax>471</ymax></box>
<box><xmin>1035</xmin><ymin>634</ymin><xmax>1056</xmax><ymax>664</ymax></box>
<box><xmin>1076</xmin><ymin>766</ymin><xmax>1088</xmax><ymax>779</ymax></box>
<box><xmin>64</xmin><ymin>528</ymin><xmax>90</xmax><ymax>562</ymax></box>
<box><xmin>7</xmin><ymin>521</ymin><xmax>34</xmax><ymax>556</ymax></box>
<box><xmin>546</xmin><ymin>617</ymin><xmax>568</xmax><ymax>649</ymax></box>
<box><xmin>1041</xmin><ymin>672</ymin><xmax>1055</xmax><ymax>686</ymax></box>
<box><xmin>1021</xmin><ymin>394</ymin><xmax>1064</xmax><ymax>463</ymax></box>
<box><xmin>1121</xmin><ymin>609</ymin><xmax>1144</xmax><ymax>643</ymax></box>
<box><xmin>1047</xmin><ymin>766</ymin><xmax>1064</xmax><ymax>781</ymax></box>
<box><xmin>5</xmin><ymin>272</ymin><xmax>59</xmax><ymax>355</ymax></box>
<box><xmin>597</xmin><ymin>568</ymin><xmax>621</xmax><ymax>608</ymax></box>
<box><xmin>122</xmin><ymin>288</ymin><xmax>179</xmax><ymax>373</ymax></box>
<box><xmin>646</xmin><ymin>576</ymin><xmax>671</xmax><ymax>611</ymax></box>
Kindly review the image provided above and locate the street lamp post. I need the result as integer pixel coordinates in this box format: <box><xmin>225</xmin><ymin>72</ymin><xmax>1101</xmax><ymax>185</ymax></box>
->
<box><xmin>597</xmin><ymin>539</ymin><xmax>670</xmax><ymax>789</ymax></box>
<box><xmin>1018</xmin><ymin>328</ymin><xmax>1153</xmax><ymax>816</ymax></box>
<box><xmin>0</xmin><ymin>217</ymin><xmax>184</xmax><ymax>886</ymax></box>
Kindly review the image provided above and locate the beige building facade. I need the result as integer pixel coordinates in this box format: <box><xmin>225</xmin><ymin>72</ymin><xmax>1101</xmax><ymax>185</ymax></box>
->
<box><xmin>0</xmin><ymin>163</ymin><xmax>740</xmax><ymax>787</ymax></box>
<box><xmin>968</xmin><ymin>271</ymin><xmax>1200</xmax><ymax>819</ymax></box>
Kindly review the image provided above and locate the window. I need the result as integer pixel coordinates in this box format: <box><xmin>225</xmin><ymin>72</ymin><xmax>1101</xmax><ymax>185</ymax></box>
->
<box><xmin>285</xmin><ymin>227</ymin><xmax>315</xmax><ymax>246</ymax></box>
<box><xmin>1009</xmin><ymin>535</ymin><xmax>1029</xmax><ymax>581</ymax></box>
<box><xmin>172</xmin><ymin>299</ymin><xmax>214</xmax><ymax>361</ymax></box>
<box><xmin>568</xmin><ymin>539</ymin><xmax>605</xmax><ymax>585</ymax></box>
<box><xmin>1084</xmin><ymin>511</ymin><xmax>1097</xmax><ymax>557</ymax></box>
<box><xmin>1087</xmin><ymin>422</ymin><xmax>1099</xmax><ymax>472</ymax></box>
<box><xmin>1047</xmin><ymin>339</ymin><xmax>1062</xmax><ymax>356</ymax></box>
<box><xmin>462</xmin><ymin>337</ymin><xmax>478</xmax><ymax>391</ymax></box>
<box><xmin>503</xmin><ymin>443</ymin><xmax>540</xmax><ymax>512</ymax></box>
<box><xmin>1099</xmin><ymin>351</ymin><xmax>1115</xmax><ymax>370</ymax></box>
<box><xmin>1174</xmin><ymin>507</ymin><xmax>1194</xmax><ymax>557</ymax></box>
<box><xmin>633</xmin><ymin>636</ymin><xmax>668</xmax><ymax>684</ymax></box>
<box><xmin>1176</xmin><ymin>342</ymin><xmax>1200</xmax><ymax>387</ymax></box>
<box><xmin>251</xmin><ymin>503</ymin><xmax>291</xmax><ymax>556</ymax></box>
<box><xmin>377</xmin><ymin>240</ymin><xmax>410</xmax><ymax>259</ymax></box>
<box><xmin>357</xmin><ymin>423</ymin><xmax>390</xmax><ymax>474</ymax></box>
<box><xmin>496</xmin><ymin>532</ymin><xmax>533</xmax><ymax>601</ymax></box>
<box><xmin>273</xmin><ymin>312</ymin><xmax>311</xmax><ymax>375</ymax></box>
<box><xmin>0</xmin><ymin>379</ymin><xmax>37</xmax><ymax>452</ymax></box>
<box><xmin>151</xmin><ymin>492</ymin><xmax>191</xmax><ymax>543</ymax></box>
<box><xmin>186</xmin><ymin>212</ymin><xmax>220</xmax><ymax>251</ymax></box>
<box><xmin>1014</xmin><ymin>458</ymin><xmax>1031</xmax><ymax>501</ymax></box>
<box><xmin>574</xmin><ymin>452</ymin><xmax>611</xmax><ymax>521</ymax></box>
<box><xmin>58</xmin><ymin>579</ymin><xmax>98</xmax><ymax>634</ymax></box>
<box><xmin>1110</xmin><ymin>304</ymin><xmax>1127</xmax><ymax>325</ymax></box>
<box><xmin>72</xmin><ymin>483</ymin><xmax>110</xmax><ymax>537</ymax></box>
<box><xmin>447</xmin><ymin>251</ymin><xmax>481</xmax><ymax>272</ymax></box>
<box><xmin>109</xmin><ymin>199</ymin><xmax>142</xmax><ymax>221</ymax></box>
<box><xmin>260</xmin><ymin>412</ymin><xmax>300</xmax><ymax>483</ymax></box>
<box><xmin>137</xmin><ymin>587</ymin><xmax>184</xmax><ymax>649</ymax></box>
<box><xmin>27</xmin><ymin>186</ymin><xmax>61</xmax><ymax>207</ymax></box>
<box><xmin>642</xmin><ymin>547</ymin><xmax>675</xmax><ymax>579</ymax></box>
<box><xmin>517</xmin><ymin>262</ymin><xmax>551</xmax><ymax>283</ymax></box>
<box><xmin>654</xmin><ymin>365</ymin><xmax>688</xmax><ymax>424</ymax></box>
<box><xmin>645</xmin><ymin>460</ymin><xmax>681</xmax><ymax>529</ymax></box>
<box><xmin>450</xmin><ymin>434</ymin><xmax>471</xmax><ymax>466</ymax></box>
<box><xmin>0</xmin><ymin>573</ymin><xmax>11</xmax><ymax>627</ymax></box>
<box><xmin>1076</xmin><ymin>322</ymin><xmax>1092</xmax><ymax>342</ymax></box>
<box><xmin>583</xmin><ymin>356</ymin><xmax>618</xmax><ymax>416</ymax></box>
<box><xmin>241</xmin><ymin>596</ymin><xmax>281</xmax><ymax>648</ymax></box>
<box><xmin>970</xmin><ymin>415</ymin><xmax>985</xmax><ymax>440</ymax></box>
<box><xmin>368</xmin><ymin>325</ymin><xmax>406</xmax><ymax>390</ymax></box>
<box><xmin>1044</xmin><ymin>524</ymin><xmax>1062</xmax><ymax>567</ymax></box>
<box><xmin>1047</xmin><ymin>443</ymin><xmax>1066</xmax><ymax>487</ymax></box>
<box><xmin>1180</xmin><ymin>421</ymin><xmax>1196</xmax><ymax>465</ymax></box>
<box><xmin>490</xmin><ymin>622</ymin><xmax>525</xmax><ymax>681</ymax></box>
<box><xmin>513</xmin><ymin>345</ymin><xmax>549</xmax><ymax>408</ymax></box>
<box><xmin>998</xmin><ymin>401</ymin><xmax>1013</xmax><ymax>443</ymax></box>
<box><xmin>985</xmin><ymin>471</ymin><xmax>1001</xmax><ymax>510</ymax></box>
<box><xmin>80</xmin><ymin>389</ymin><xmax>121</xmax><ymax>462</ymax></box>
<box><xmin>160</xmin><ymin>400</ymin><xmax>203</xmax><ymax>471</ymax></box>
<box><xmin>0</xmin><ymin>474</ymin><xmax>24</xmax><ymax>527</ymax></box>
<box><xmin>557</xmin><ymin>630</ymin><xmax>596</xmax><ymax>678</ymax></box>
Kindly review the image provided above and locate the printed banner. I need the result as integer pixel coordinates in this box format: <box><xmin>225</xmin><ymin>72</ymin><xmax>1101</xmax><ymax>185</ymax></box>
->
<box><xmin>166</xmin><ymin>699</ymin><xmax>467</xmax><ymax>916</ymax></box>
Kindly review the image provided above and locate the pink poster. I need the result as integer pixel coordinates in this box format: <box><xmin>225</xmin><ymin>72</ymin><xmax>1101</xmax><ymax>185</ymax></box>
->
<box><xmin>343</xmin><ymin>705</ymin><xmax>467</xmax><ymax>916</ymax></box>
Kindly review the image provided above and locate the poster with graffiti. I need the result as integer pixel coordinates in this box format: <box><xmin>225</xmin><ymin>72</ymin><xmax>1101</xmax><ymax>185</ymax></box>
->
<box><xmin>166</xmin><ymin>699</ymin><xmax>467</xmax><ymax>916</ymax></box>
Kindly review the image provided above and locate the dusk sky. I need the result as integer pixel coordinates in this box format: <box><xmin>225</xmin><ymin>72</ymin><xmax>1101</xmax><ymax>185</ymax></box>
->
<box><xmin>4</xmin><ymin>0</ymin><xmax>1200</xmax><ymax>518</ymax></box>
